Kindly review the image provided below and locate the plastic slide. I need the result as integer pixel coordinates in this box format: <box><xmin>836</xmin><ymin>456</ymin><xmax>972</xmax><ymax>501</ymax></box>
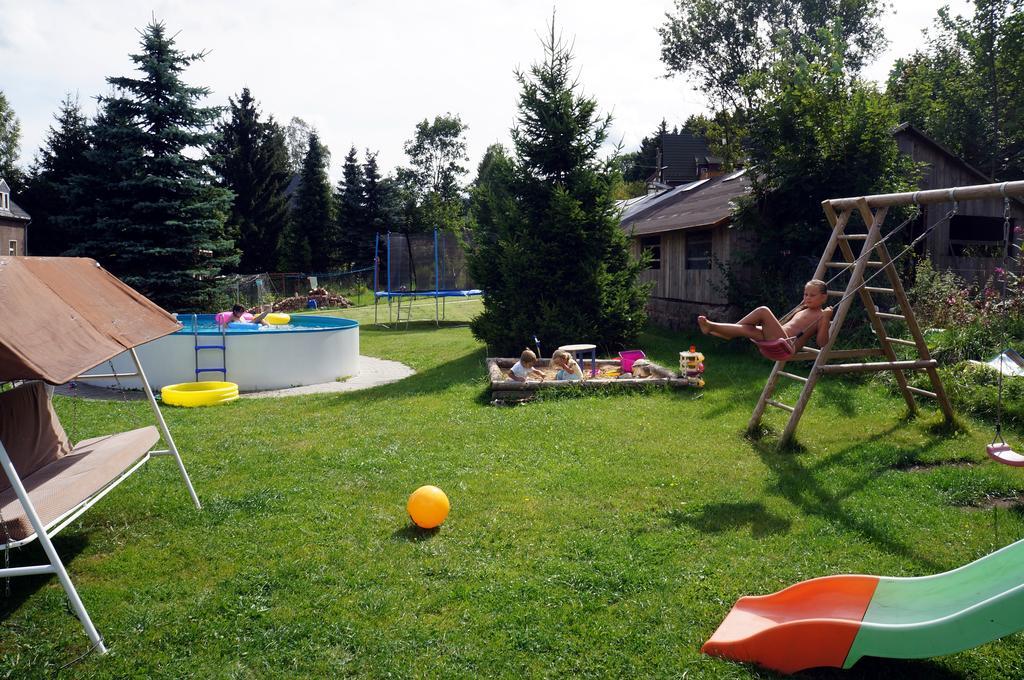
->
<box><xmin>701</xmin><ymin>537</ymin><xmax>1024</xmax><ymax>674</ymax></box>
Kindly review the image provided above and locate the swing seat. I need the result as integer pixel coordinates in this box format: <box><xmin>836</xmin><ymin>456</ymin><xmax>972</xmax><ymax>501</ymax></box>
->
<box><xmin>0</xmin><ymin>382</ymin><xmax>159</xmax><ymax>546</ymax></box>
<box><xmin>986</xmin><ymin>443</ymin><xmax>1024</xmax><ymax>467</ymax></box>
<box><xmin>753</xmin><ymin>337</ymin><xmax>796</xmax><ymax>361</ymax></box>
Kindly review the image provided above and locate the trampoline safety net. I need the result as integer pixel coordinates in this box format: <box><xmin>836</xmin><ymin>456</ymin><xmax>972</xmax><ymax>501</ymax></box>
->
<box><xmin>376</xmin><ymin>230</ymin><xmax>478</xmax><ymax>295</ymax></box>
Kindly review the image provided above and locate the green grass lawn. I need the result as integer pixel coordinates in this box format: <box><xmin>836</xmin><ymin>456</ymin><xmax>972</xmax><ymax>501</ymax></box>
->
<box><xmin>3</xmin><ymin>314</ymin><xmax>1024</xmax><ymax>678</ymax></box>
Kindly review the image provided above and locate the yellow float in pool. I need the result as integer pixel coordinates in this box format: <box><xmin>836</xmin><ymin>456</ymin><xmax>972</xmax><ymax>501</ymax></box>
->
<box><xmin>265</xmin><ymin>312</ymin><xmax>291</xmax><ymax>325</ymax></box>
<box><xmin>161</xmin><ymin>381</ymin><xmax>239</xmax><ymax>407</ymax></box>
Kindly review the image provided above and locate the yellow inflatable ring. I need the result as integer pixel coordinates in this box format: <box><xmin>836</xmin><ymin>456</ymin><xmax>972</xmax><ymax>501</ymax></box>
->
<box><xmin>161</xmin><ymin>381</ymin><xmax>239</xmax><ymax>407</ymax></box>
<box><xmin>265</xmin><ymin>312</ymin><xmax>291</xmax><ymax>325</ymax></box>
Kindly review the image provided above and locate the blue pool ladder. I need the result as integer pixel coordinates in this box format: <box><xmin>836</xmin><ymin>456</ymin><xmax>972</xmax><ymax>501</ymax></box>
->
<box><xmin>192</xmin><ymin>313</ymin><xmax>227</xmax><ymax>380</ymax></box>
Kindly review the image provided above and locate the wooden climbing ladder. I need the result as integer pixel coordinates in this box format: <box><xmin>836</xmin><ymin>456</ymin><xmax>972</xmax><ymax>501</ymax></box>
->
<box><xmin>750</xmin><ymin>180</ymin><xmax>1024</xmax><ymax>447</ymax></box>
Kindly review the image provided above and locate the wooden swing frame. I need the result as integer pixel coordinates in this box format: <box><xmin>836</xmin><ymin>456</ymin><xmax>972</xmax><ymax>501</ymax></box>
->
<box><xmin>749</xmin><ymin>180</ymin><xmax>1024</xmax><ymax>447</ymax></box>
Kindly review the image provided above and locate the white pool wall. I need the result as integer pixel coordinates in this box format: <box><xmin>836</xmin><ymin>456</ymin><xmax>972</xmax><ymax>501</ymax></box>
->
<box><xmin>82</xmin><ymin>315</ymin><xmax>359</xmax><ymax>392</ymax></box>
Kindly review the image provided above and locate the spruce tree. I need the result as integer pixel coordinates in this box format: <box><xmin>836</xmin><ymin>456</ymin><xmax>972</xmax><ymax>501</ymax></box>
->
<box><xmin>212</xmin><ymin>88</ymin><xmax>291</xmax><ymax>272</ymax></box>
<box><xmin>66</xmin><ymin>21</ymin><xmax>236</xmax><ymax>310</ymax></box>
<box><xmin>282</xmin><ymin>132</ymin><xmax>334</xmax><ymax>271</ymax></box>
<box><xmin>20</xmin><ymin>94</ymin><xmax>91</xmax><ymax>255</ymax></box>
<box><xmin>335</xmin><ymin>145</ymin><xmax>366</xmax><ymax>267</ymax></box>
<box><xmin>469</xmin><ymin>23</ymin><xmax>649</xmax><ymax>355</ymax></box>
<box><xmin>363</xmin><ymin>150</ymin><xmax>386</xmax><ymax>237</ymax></box>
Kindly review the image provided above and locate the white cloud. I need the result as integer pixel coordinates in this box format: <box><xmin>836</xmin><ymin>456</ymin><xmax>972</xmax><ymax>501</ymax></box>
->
<box><xmin>1</xmin><ymin>0</ymin><xmax>975</xmax><ymax>181</ymax></box>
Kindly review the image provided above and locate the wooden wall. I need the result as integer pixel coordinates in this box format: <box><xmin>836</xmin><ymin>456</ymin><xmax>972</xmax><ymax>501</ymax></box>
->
<box><xmin>633</xmin><ymin>225</ymin><xmax>730</xmax><ymax>305</ymax></box>
<box><xmin>0</xmin><ymin>222</ymin><xmax>26</xmax><ymax>256</ymax></box>
<box><xmin>895</xmin><ymin>134</ymin><xmax>1024</xmax><ymax>284</ymax></box>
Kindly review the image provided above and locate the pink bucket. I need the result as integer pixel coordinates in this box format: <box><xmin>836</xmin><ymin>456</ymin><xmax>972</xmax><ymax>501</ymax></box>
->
<box><xmin>619</xmin><ymin>350</ymin><xmax>646</xmax><ymax>373</ymax></box>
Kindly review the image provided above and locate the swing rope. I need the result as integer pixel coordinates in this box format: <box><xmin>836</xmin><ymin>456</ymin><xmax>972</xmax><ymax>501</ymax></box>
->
<box><xmin>780</xmin><ymin>200</ymin><xmax>956</xmax><ymax>324</ymax></box>
<box><xmin>987</xmin><ymin>188</ymin><xmax>1024</xmax><ymax>466</ymax></box>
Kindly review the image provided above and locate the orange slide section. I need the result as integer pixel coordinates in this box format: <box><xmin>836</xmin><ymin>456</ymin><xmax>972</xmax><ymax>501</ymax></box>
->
<box><xmin>701</xmin><ymin>575</ymin><xmax>879</xmax><ymax>674</ymax></box>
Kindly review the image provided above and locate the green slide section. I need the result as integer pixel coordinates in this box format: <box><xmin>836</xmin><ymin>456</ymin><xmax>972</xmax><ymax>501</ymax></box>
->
<box><xmin>844</xmin><ymin>537</ymin><xmax>1024</xmax><ymax>668</ymax></box>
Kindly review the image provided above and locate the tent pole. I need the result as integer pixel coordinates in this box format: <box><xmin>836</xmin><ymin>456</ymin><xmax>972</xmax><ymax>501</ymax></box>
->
<box><xmin>130</xmin><ymin>348</ymin><xmax>201</xmax><ymax>510</ymax></box>
<box><xmin>0</xmin><ymin>440</ymin><xmax>108</xmax><ymax>654</ymax></box>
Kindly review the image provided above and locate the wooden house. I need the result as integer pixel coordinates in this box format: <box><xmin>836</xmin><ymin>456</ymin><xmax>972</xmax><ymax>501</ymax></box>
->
<box><xmin>620</xmin><ymin>124</ymin><xmax>1023</xmax><ymax>329</ymax></box>
<box><xmin>893</xmin><ymin>123</ymin><xmax>1024</xmax><ymax>284</ymax></box>
<box><xmin>620</xmin><ymin>170</ymin><xmax>751</xmax><ymax>329</ymax></box>
<box><xmin>0</xmin><ymin>180</ymin><xmax>31</xmax><ymax>256</ymax></box>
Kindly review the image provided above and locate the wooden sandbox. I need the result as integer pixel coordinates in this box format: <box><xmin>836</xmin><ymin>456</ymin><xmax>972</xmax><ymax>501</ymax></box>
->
<box><xmin>486</xmin><ymin>357</ymin><xmax>702</xmax><ymax>403</ymax></box>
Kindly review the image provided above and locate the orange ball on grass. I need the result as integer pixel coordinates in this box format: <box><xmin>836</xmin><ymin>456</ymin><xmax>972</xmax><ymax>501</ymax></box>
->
<box><xmin>407</xmin><ymin>485</ymin><xmax>450</xmax><ymax>529</ymax></box>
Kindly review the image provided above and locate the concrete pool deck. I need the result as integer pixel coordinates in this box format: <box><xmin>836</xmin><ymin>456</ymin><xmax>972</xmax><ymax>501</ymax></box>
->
<box><xmin>53</xmin><ymin>355</ymin><xmax>414</xmax><ymax>401</ymax></box>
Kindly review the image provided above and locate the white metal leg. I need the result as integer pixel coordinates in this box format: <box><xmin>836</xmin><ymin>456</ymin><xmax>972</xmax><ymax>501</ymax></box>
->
<box><xmin>0</xmin><ymin>441</ymin><xmax>108</xmax><ymax>654</ymax></box>
<box><xmin>130</xmin><ymin>348</ymin><xmax>202</xmax><ymax>509</ymax></box>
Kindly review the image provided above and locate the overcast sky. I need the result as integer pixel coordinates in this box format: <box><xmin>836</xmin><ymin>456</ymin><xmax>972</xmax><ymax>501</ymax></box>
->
<box><xmin>2</xmin><ymin>0</ymin><xmax>974</xmax><ymax>182</ymax></box>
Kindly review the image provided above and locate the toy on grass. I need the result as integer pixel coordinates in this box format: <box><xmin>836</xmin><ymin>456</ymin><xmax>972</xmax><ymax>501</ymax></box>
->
<box><xmin>407</xmin><ymin>485</ymin><xmax>450</xmax><ymax>529</ymax></box>
<box><xmin>679</xmin><ymin>345</ymin><xmax>705</xmax><ymax>387</ymax></box>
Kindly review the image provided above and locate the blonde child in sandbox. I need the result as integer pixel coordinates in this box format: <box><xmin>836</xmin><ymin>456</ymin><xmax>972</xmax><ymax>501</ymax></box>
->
<box><xmin>697</xmin><ymin>280</ymin><xmax>834</xmax><ymax>360</ymax></box>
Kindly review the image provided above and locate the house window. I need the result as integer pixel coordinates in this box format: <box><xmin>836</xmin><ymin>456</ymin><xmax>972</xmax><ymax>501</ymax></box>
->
<box><xmin>686</xmin><ymin>230</ymin><xmax>712</xmax><ymax>270</ymax></box>
<box><xmin>948</xmin><ymin>214</ymin><xmax>1012</xmax><ymax>257</ymax></box>
<box><xmin>0</xmin><ymin>193</ymin><xmax>7</xmax><ymax>210</ymax></box>
<box><xmin>640</xmin><ymin>236</ymin><xmax>661</xmax><ymax>270</ymax></box>
<box><xmin>8</xmin><ymin>240</ymin><xmax>16</xmax><ymax>256</ymax></box>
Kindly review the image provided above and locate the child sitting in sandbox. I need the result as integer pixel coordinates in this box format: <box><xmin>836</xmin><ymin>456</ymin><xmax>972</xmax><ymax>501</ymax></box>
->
<box><xmin>509</xmin><ymin>349</ymin><xmax>546</xmax><ymax>382</ymax></box>
<box><xmin>551</xmin><ymin>349</ymin><xmax>584</xmax><ymax>381</ymax></box>
<box><xmin>697</xmin><ymin>279</ymin><xmax>833</xmax><ymax>360</ymax></box>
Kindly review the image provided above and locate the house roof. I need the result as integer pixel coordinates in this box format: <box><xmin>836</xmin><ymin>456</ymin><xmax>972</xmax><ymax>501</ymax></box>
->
<box><xmin>617</xmin><ymin>178</ymin><xmax>712</xmax><ymax>223</ymax></box>
<box><xmin>892</xmin><ymin>122</ymin><xmax>1024</xmax><ymax>209</ymax></box>
<box><xmin>0</xmin><ymin>179</ymin><xmax>30</xmax><ymax>222</ymax></box>
<box><xmin>1</xmin><ymin>198</ymin><xmax>32</xmax><ymax>222</ymax></box>
<box><xmin>661</xmin><ymin>132</ymin><xmax>714</xmax><ymax>184</ymax></box>
<box><xmin>620</xmin><ymin>171</ymin><xmax>751</xmax><ymax>237</ymax></box>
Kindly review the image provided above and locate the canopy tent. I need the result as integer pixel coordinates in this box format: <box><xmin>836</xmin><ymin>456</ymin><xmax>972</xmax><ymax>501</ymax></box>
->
<box><xmin>0</xmin><ymin>257</ymin><xmax>181</xmax><ymax>383</ymax></box>
<box><xmin>0</xmin><ymin>256</ymin><xmax>199</xmax><ymax>655</ymax></box>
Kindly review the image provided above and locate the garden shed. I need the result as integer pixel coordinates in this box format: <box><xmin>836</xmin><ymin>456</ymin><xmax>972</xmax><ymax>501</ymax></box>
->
<box><xmin>892</xmin><ymin>123</ymin><xmax>1024</xmax><ymax>284</ymax></box>
<box><xmin>620</xmin><ymin>170</ymin><xmax>752</xmax><ymax>329</ymax></box>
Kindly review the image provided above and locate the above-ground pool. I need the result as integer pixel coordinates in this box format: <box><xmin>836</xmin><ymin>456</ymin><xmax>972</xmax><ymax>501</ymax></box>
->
<box><xmin>82</xmin><ymin>314</ymin><xmax>359</xmax><ymax>392</ymax></box>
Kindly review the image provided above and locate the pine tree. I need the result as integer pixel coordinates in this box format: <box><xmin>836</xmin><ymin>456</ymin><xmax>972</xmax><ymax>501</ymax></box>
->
<box><xmin>469</xmin><ymin>22</ymin><xmax>649</xmax><ymax>355</ymax></box>
<box><xmin>20</xmin><ymin>94</ymin><xmax>91</xmax><ymax>255</ymax></box>
<box><xmin>211</xmin><ymin>88</ymin><xmax>291</xmax><ymax>272</ymax></box>
<box><xmin>66</xmin><ymin>21</ymin><xmax>236</xmax><ymax>311</ymax></box>
<box><xmin>283</xmin><ymin>132</ymin><xmax>334</xmax><ymax>271</ymax></box>
<box><xmin>335</xmin><ymin>145</ymin><xmax>366</xmax><ymax>267</ymax></box>
<box><xmin>364</xmin><ymin>151</ymin><xmax>387</xmax><ymax>236</ymax></box>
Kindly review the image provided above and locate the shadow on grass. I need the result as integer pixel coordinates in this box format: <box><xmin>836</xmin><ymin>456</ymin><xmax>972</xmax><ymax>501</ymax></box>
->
<box><xmin>0</xmin><ymin>533</ymin><xmax>90</xmax><ymax>620</ymax></box>
<box><xmin>804</xmin><ymin>656</ymin><xmax>969</xmax><ymax>679</ymax></box>
<box><xmin>753</xmin><ymin>423</ymin><xmax>949</xmax><ymax>572</ymax></box>
<box><xmin>666</xmin><ymin>502</ymin><xmax>792</xmax><ymax>538</ymax></box>
<box><xmin>332</xmin><ymin>348</ymin><xmax>488</xmax><ymax>404</ymax></box>
<box><xmin>391</xmin><ymin>524</ymin><xmax>441</xmax><ymax>542</ymax></box>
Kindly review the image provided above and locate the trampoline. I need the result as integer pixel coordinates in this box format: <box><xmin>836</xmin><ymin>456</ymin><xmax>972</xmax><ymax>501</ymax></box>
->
<box><xmin>374</xmin><ymin>229</ymin><xmax>481</xmax><ymax>326</ymax></box>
